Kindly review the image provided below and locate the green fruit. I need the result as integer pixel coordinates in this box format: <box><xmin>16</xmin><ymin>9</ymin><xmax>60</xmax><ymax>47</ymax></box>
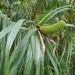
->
<box><xmin>40</xmin><ymin>20</ymin><xmax>66</xmax><ymax>34</ymax></box>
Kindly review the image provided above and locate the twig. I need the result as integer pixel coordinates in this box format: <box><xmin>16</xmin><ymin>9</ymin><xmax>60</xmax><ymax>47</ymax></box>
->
<box><xmin>47</xmin><ymin>36</ymin><xmax>57</xmax><ymax>57</ymax></box>
<box><xmin>38</xmin><ymin>30</ymin><xmax>45</xmax><ymax>54</ymax></box>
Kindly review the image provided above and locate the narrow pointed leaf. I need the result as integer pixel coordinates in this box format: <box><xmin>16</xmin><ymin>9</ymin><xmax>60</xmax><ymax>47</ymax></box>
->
<box><xmin>10</xmin><ymin>27</ymin><xmax>37</xmax><ymax>65</ymax></box>
<box><xmin>35</xmin><ymin>36</ymin><xmax>41</xmax><ymax>75</ymax></box>
<box><xmin>24</xmin><ymin>43</ymin><xmax>33</xmax><ymax>75</ymax></box>
<box><xmin>4</xmin><ymin>19</ymin><xmax>25</xmax><ymax>75</ymax></box>
<box><xmin>0</xmin><ymin>25</ymin><xmax>14</xmax><ymax>39</ymax></box>
<box><xmin>10</xmin><ymin>28</ymin><xmax>37</xmax><ymax>75</ymax></box>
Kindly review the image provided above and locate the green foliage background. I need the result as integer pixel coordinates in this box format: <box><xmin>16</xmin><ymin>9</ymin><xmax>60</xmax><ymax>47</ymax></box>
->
<box><xmin>0</xmin><ymin>0</ymin><xmax>75</xmax><ymax>75</ymax></box>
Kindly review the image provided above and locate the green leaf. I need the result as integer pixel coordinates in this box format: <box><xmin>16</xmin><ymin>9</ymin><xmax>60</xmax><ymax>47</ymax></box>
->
<box><xmin>46</xmin><ymin>38</ymin><xmax>59</xmax><ymax>75</ymax></box>
<box><xmin>35</xmin><ymin>36</ymin><xmax>42</xmax><ymax>75</ymax></box>
<box><xmin>38</xmin><ymin>5</ymin><xmax>71</xmax><ymax>25</ymax></box>
<box><xmin>31</xmin><ymin>35</ymin><xmax>44</xmax><ymax>75</ymax></box>
<box><xmin>10</xmin><ymin>43</ymin><xmax>28</xmax><ymax>75</ymax></box>
<box><xmin>0</xmin><ymin>25</ymin><xmax>14</xmax><ymax>39</ymax></box>
<box><xmin>66</xmin><ymin>24</ymin><xmax>75</xmax><ymax>27</ymax></box>
<box><xmin>24</xmin><ymin>43</ymin><xmax>33</xmax><ymax>75</ymax></box>
<box><xmin>40</xmin><ymin>53</ymin><xmax>44</xmax><ymax>75</ymax></box>
<box><xmin>9</xmin><ymin>28</ymin><xmax>37</xmax><ymax>75</ymax></box>
<box><xmin>31</xmin><ymin>35</ymin><xmax>36</xmax><ymax>63</ymax></box>
<box><xmin>4</xmin><ymin>19</ymin><xmax>25</xmax><ymax>75</ymax></box>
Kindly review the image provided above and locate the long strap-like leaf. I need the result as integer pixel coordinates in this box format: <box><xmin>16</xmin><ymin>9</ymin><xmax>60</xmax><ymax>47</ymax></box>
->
<box><xmin>4</xmin><ymin>19</ymin><xmax>25</xmax><ymax>75</ymax></box>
